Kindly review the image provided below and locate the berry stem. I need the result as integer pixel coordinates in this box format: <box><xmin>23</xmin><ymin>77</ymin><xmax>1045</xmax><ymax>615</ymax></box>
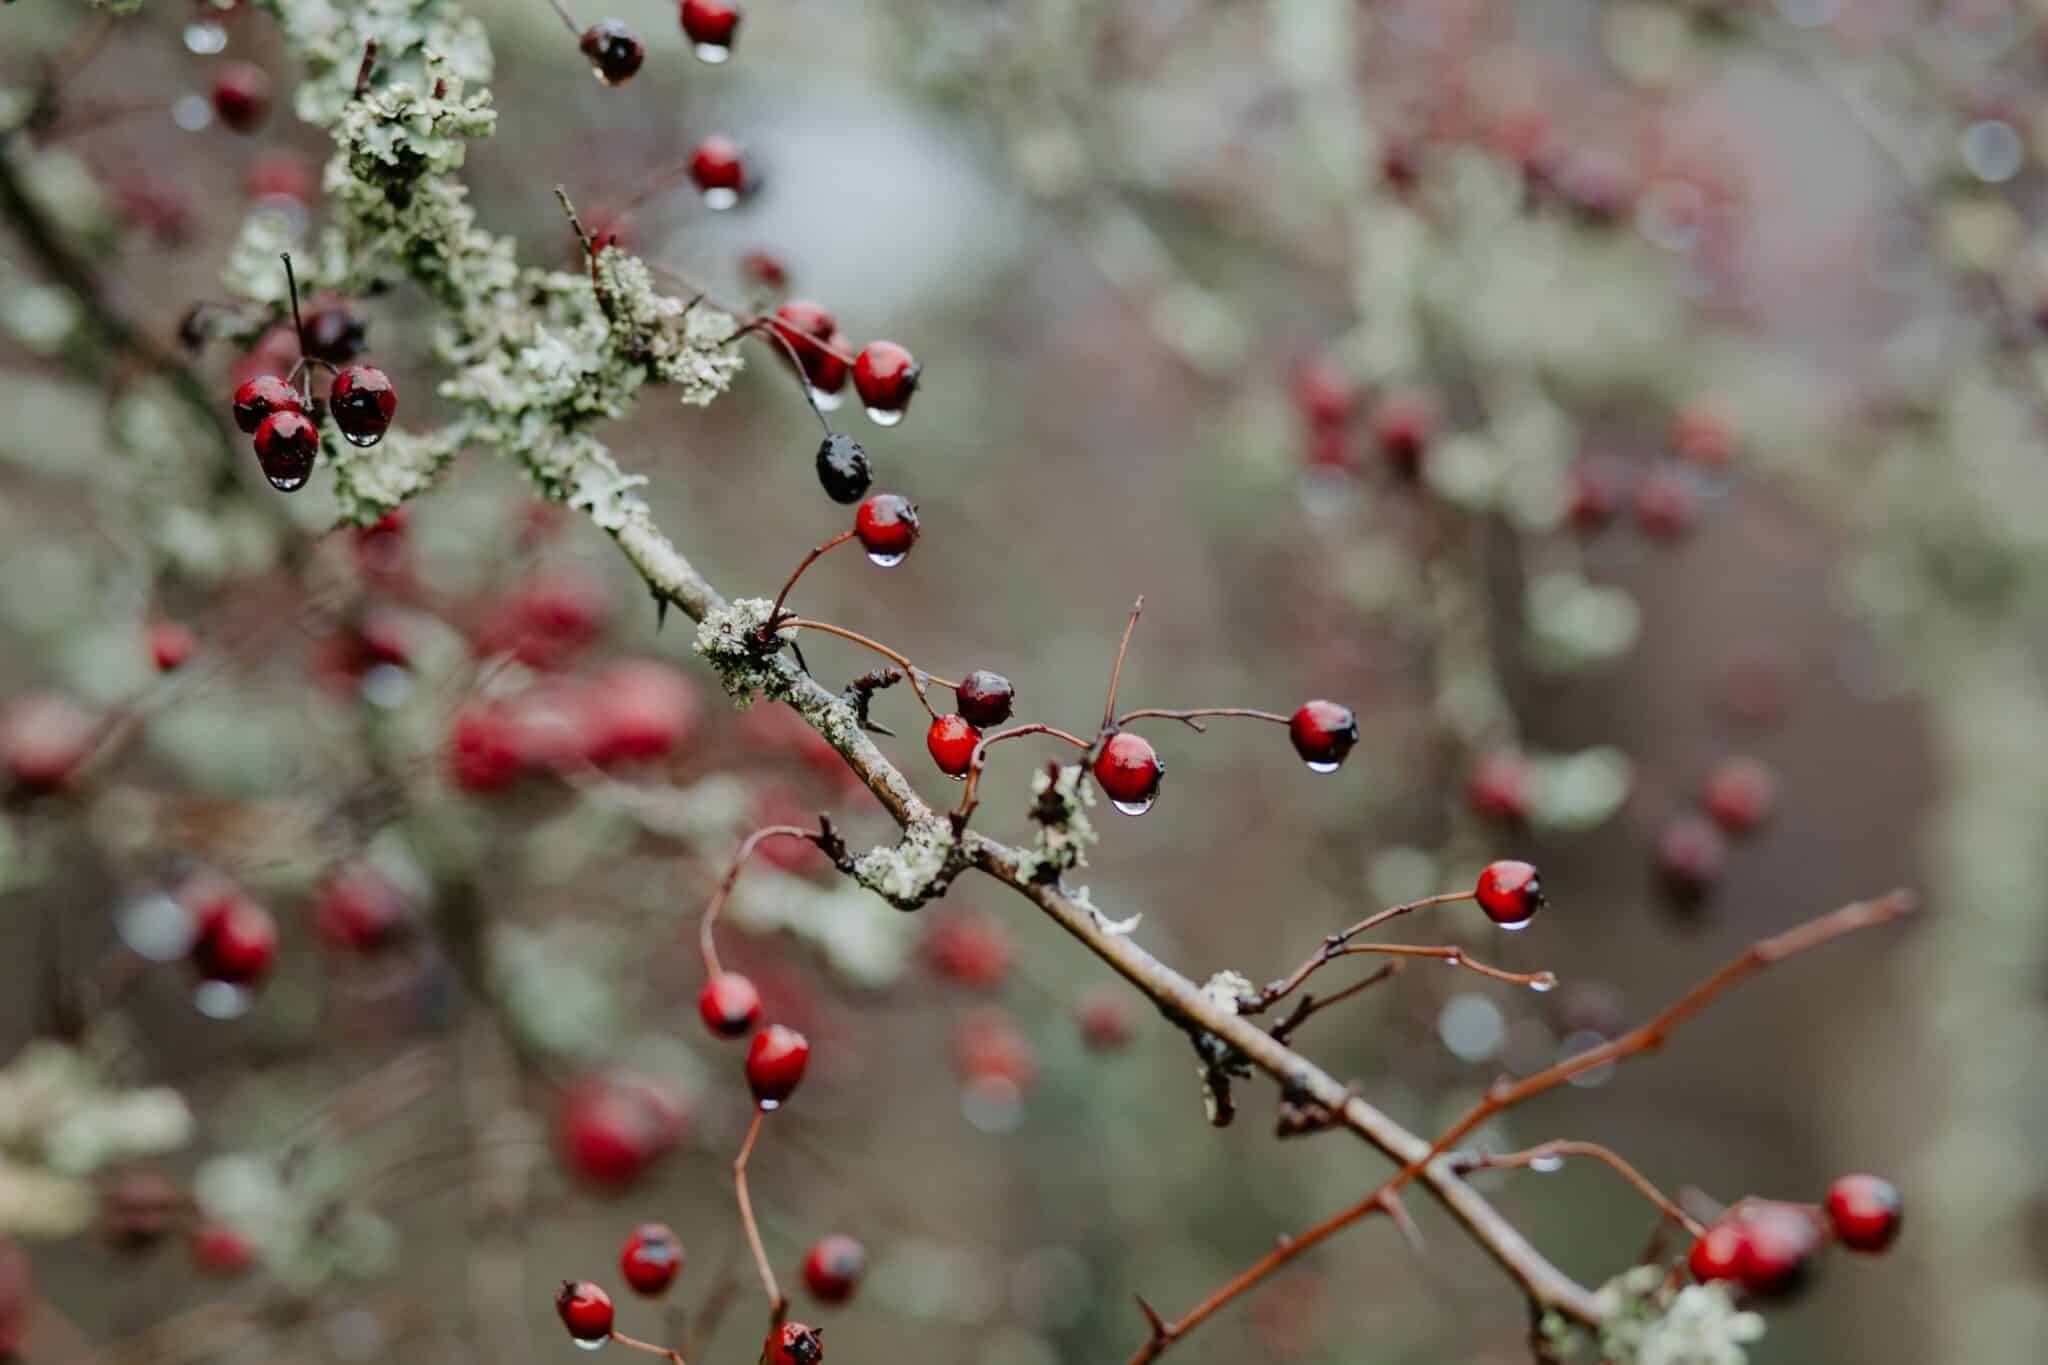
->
<box><xmin>732</xmin><ymin>1109</ymin><xmax>787</xmax><ymax>1326</ymax></box>
<box><xmin>768</xmin><ymin>531</ymin><xmax>856</xmax><ymax>624</ymax></box>
<box><xmin>699</xmin><ymin>824</ymin><xmax>815</xmax><ymax>977</ymax></box>
<box><xmin>278</xmin><ymin>252</ymin><xmax>310</xmax><ymax>393</ymax></box>
<box><xmin>1114</xmin><ymin>707</ymin><xmax>1290</xmax><ymax>734</ymax></box>
<box><xmin>609</xmin><ymin>1331</ymin><xmax>688</xmax><ymax>1365</ymax></box>
<box><xmin>731</xmin><ymin>319</ymin><xmax>837</xmax><ymax>438</ymax></box>
<box><xmin>953</xmin><ymin>723</ymin><xmax>1092</xmax><ymax>824</ymax></box>
<box><xmin>1100</xmin><ymin>597</ymin><xmax>1144</xmax><ymax>731</ymax></box>
<box><xmin>775</xmin><ymin>618</ymin><xmax>954</xmax><ymax>718</ymax></box>
<box><xmin>1266</xmin><ymin>962</ymin><xmax>1404</xmax><ymax>1045</ymax></box>
<box><xmin>1453</xmin><ymin>1142</ymin><xmax>1705</xmax><ymax>1239</ymax></box>
<box><xmin>1332</xmin><ymin>943</ymin><xmax>1556</xmax><ymax>990</ymax></box>
<box><xmin>1253</xmin><ymin>891</ymin><xmax>1475</xmax><ymax>1012</ymax></box>
<box><xmin>541</xmin><ymin>0</ymin><xmax>581</xmax><ymax>38</ymax></box>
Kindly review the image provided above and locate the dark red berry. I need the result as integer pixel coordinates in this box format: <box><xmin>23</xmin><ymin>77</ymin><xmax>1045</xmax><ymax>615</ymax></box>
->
<box><xmin>770</xmin><ymin>301</ymin><xmax>848</xmax><ymax>398</ymax></box>
<box><xmin>1655</xmin><ymin>814</ymin><xmax>1727</xmax><ymax>911</ymax></box>
<box><xmin>211</xmin><ymin>63</ymin><xmax>273</xmax><ymax>133</ymax></box>
<box><xmin>1825</xmin><ymin>1174</ymin><xmax>1902</xmax><ymax>1253</ymax></box>
<box><xmin>1077</xmin><ymin>988</ymin><xmax>1137</xmax><ymax>1051</ymax></box>
<box><xmin>1287</xmin><ymin>700</ymin><xmax>1358</xmax><ymax>772</ymax></box>
<box><xmin>801</xmin><ymin>1235</ymin><xmax>865</xmax><ymax>1304</ymax></box>
<box><xmin>253</xmin><ymin>410</ymin><xmax>319</xmax><ymax>493</ymax></box>
<box><xmin>1093</xmin><ymin>731</ymin><xmax>1163</xmax><ymax>814</ymax></box>
<box><xmin>0</xmin><ymin>693</ymin><xmax>97</xmax><ymax>790</ymax></box>
<box><xmin>1633</xmin><ymin>467</ymin><xmax>1698</xmax><ymax>541</ymax></box>
<box><xmin>925</xmin><ymin>911</ymin><xmax>1011</xmax><ymax>989</ymax></box>
<box><xmin>190</xmin><ymin>1225</ymin><xmax>255</xmax><ymax>1276</ymax></box>
<box><xmin>1466</xmin><ymin>751</ymin><xmax>1534</xmax><ymax>825</ymax></box>
<box><xmin>854</xmin><ymin>493</ymin><xmax>919</xmax><ymax>564</ymax></box>
<box><xmin>746</xmin><ymin>1024</ymin><xmax>810</xmax><ymax>1109</ymax></box>
<box><xmin>688</xmin><ymin>135</ymin><xmax>751</xmax><ymax>206</ymax></box>
<box><xmin>580</xmin><ymin>20</ymin><xmax>646</xmax><ymax>85</ymax></box>
<box><xmin>302</xmin><ymin>305</ymin><xmax>367</xmax><ymax>364</ymax></box>
<box><xmin>313</xmin><ymin>861</ymin><xmax>415</xmax><ymax>954</ymax></box>
<box><xmin>954</xmin><ymin>670</ymin><xmax>1015</xmax><ymax>728</ymax></box>
<box><xmin>680</xmin><ymin>0</ymin><xmax>742</xmax><ymax>57</ymax></box>
<box><xmin>232</xmin><ymin>374</ymin><xmax>303</xmax><ymax>434</ymax></box>
<box><xmin>184</xmin><ymin>879</ymin><xmax>279</xmax><ymax>987</ymax></box>
<box><xmin>1701</xmin><ymin>756</ymin><xmax>1776</xmax><ymax>836</ymax></box>
<box><xmin>1474</xmin><ymin>859</ymin><xmax>1543</xmax><ymax>928</ymax></box>
<box><xmin>149</xmin><ymin>621</ymin><xmax>196</xmax><ymax>673</ymax></box>
<box><xmin>852</xmin><ymin>341</ymin><xmax>920</xmax><ymax>424</ymax></box>
<box><xmin>698</xmin><ymin>971</ymin><xmax>763</xmax><ymax>1038</ymax></box>
<box><xmin>555</xmin><ymin>1280</ymin><xmax>615</xmax><ymax>1342</ymax></box>
<box><xmin>558</xmin><ymin>1075</ymin><xmax>688</xmax><ymax>1187</ymax></box>
<box><xmin>764</xmin><ymin>1321</ymin><xmax>825</xmax><ymax>1365</ymax></box>
<box><xmin>329</xmin><ymin>365</ymin><xmax>397</xmax><ymax>448</ymax></box>
<box><xmin>620</xmin><ymin>1223</ymin><xmax>685</xmax><ymax>1296</ymax></box>
<box><xmin>926</xmin><ymin>713</ymin><xmax>981</xmax><ymax>778</ymax></box>
<box><xmin>815</xmin><ymin>433</ymin><xmax>872</xmax><ymax>504</ymax></box>
<box><xmin>1371</xmin><ymin>391</ymin><xmax>1437</xmax><ymax>479</ymax></box>
<box><xmin>1688</xmin><ymin>1219</ymin><xmax>1748</xmax><ymax>1284</ymax></box>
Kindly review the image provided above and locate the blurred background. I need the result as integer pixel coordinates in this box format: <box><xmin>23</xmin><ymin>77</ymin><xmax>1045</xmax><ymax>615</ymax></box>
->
<box><xmin>2</xmin><ymin>0</ymin><xmax>2043</xmax><ymax>1361</ymax></box>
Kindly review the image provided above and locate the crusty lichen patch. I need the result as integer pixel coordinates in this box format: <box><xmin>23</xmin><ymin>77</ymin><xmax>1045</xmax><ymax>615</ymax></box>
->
<box><xmin>850</xmin><ymin>818</ymin><xmax>962</xmax><ymax>911</ymax></box>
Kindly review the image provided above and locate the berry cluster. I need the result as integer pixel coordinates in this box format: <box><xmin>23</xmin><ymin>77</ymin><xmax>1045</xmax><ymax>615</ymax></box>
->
<box><xmin>1655</xmin><ymin>754</ymin><xmax>1778</xmax><ymax>912</ymax></box>
<box><xmin>1687</xmin><ymin>1174</ymin><xmax>1901</xmax><ymax>1296</ymax></box>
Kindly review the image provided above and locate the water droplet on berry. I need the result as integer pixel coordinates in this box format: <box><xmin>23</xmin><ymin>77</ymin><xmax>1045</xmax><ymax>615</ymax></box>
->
<box><xmin>865</xmin><ymin>405</ymin><xmax>905</xmax><ymax>428</ymax></box>
<box><xmin>1495</xmin><ymin>913</ymin><xmax>1534</xmax><ymax>933</ymax></box>
<box><xmin>1304</xmin><ymin>758</ymin><xmax>1341</xmax><ymax>774</ymax></box>
<box><xmin>1529</xmin><ymin>1153</ymin><xmax>1565</xmax><ymax>1173</ymax></box>
<box><xmin>193</xmin><ymin>980</ymin><xmax>252</xmax><ymax>1019</ymax></box>
<box><xmin>1110</xmin><ymin>796</ymin><xmax>1154</xmax><ymax>817</ymax></box>
<box><xmin>183</xmin><ymin>21</ymin><xmax>228</xmax><ymax>54</ymax></box>
<box><xmin>341</xmin><ymin>428</ymin><xmax>384</xmax><ymax>449</ymax></box>
<box><xmin>702</xmin><ymin>186</ymin><xmax>740</xmax><ymax>211</ymax></box>
<box><xmin>865</xmin><ymin>550</ymin><xmax>906</xmax><ymax>568</ymax></box>
<box><xmin>693</xmin><ymin>41</ymin><xmax>732</xmax><ymax>63</ymax></box>
<box><xmin>1529</xmin><ymin>973</ymin><xmax>1557</xmax><ymax>993</ymax></box>
<box><xmin>809</xmin><ymin>385</ymin><xmax>845</xmax><ymax>413</ymax></box>
<box><xmin>264</xmin><ymin>466</ymin><xmax>312</xmax><ymax>493</ymax></box>
<box><xmin>572</xmin><ymin>1338</ymin><xmax>607</xmax><ymax>1353</ymax></box>
<box><xmin>172</xmin><ymin>94</ymin><xmax>214</xmax><ymax>131</ymax></box>
<box><xmin>757</xmin><ymin>1098</ymin><xmax>781</xmax><ymax>1113</ymax></box>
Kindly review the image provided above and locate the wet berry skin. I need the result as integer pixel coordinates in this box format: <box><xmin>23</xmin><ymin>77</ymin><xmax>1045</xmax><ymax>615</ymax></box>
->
<box><xmin>814</xmin><ymin>433</ymin><xmax>872</xmax><ymax>504</ymax></box>
<box><xmin>1093</xmin><ymin>731</ymin><xmax>1163</xmax><ymax>810</ymax></box>
<box><xmin>253</xmin><ymin>410</ymin><xmax>320</xmax><ymax>492</ymax></box>
<box><xmin>802</xmin><ymin>1235</ymin><xmax>865</xmax><ymax>1304</ymax></box>
<box><xmin>764</xmin><ymin>1321</ymin><xmax>825</xmax><ymax>1365</ymax></box>
<box><xmin>681</xmin><ymin>0</ymin><xmax>742</xmax><ymax>49</ymax></box>
<box><xmin>852</xmin><ymin>341</ymin><xmax>920</xmax><ymax>416</ymax></box>
<box><xmin>926</xmin><ymin>714</ymin><xmax>982</xmax><ymax>777</ymax></box>
<box><xmin>232</xmin><ymin>375</ymin><xmax>303</xmax><ymax>434</ymax></box>
<box><xmin>1688</xmin><ymin>1219</ymin><xmax>1748</xmax><ymax>1284</ymax></box>
<box><xmin>688</xmin><ymin>135</ymin><xmax>748</xmax><ymax>195</ymax></box>
<box><xmin>770</xmin><ymin>300</ymin><xmax>847</xmax><ymax>395</ymax></box>
<box><xmin>1825</xmin><ymin>1174</ymin><xmax>1902</xmax><ymax>1253</ymax></box>
<box><xmin>698</xmin><ymin>971</ymin><xmax>763</xmax><ymax>1038</ymax></box>
<box><xmin>954</xmin><ymin>670</ymin><xmax>1016</xmax><ymax>728</ymax></box>
<box><xmin>329</xmin><ymin>365</ymin><xmax>397</xmax><ymax>447</ymax></box>
<box><xmin>854</xmin><ymin>493</ymin><xmax>919</xmax><ymax>561</ymax></box>
<box><xmin>555</xmin><ymin>1280</ymin><xmax>615</xmax><ymax>1341</ymax></box>
<box><xmin>1288</xmin><ymin>700</ymin><xmax>1358</xmax><ymax>770</ymax></box>
<box><xmin>1733</xmin><ymin>1202</ymin><xmax>1822</xmax><ymax>1297</ymax></box>
<box><xmin>211</xmin><ymin>63</ymin><xmax>273</xmax><ymax>133</ymax></box>
<box><xmin>746</xmin><ymin>1024</ymin><xmax>811</xmax><ymax>1108</ymax></box>
<box><xmin>186</xmin><ymin>885</ymin><xmax>279</xmax><ymax>987</ymax></box>
<box><xmin>1474</xmin><ymin>859</ymin><xmax>1544</xmax><ymax>926</ymax></box>
<box><xmin>619</xmin><ymin>1222</ymin><xmax>685</xmax><ymax>1296</ymax></box>
<box><xmin>580</xmin><ymin>20</ymin><xmax>646</xmax><ymax>85</ymax></box>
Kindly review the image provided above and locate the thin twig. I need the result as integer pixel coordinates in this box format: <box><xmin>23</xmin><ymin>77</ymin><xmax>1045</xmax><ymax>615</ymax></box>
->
<box><xmin>954</xmin><ymin>722</ymin><xmax>1092</xmax><ymax>824</ymax></box>
<box><xmin>1116</xmin><ymin>706</ymin><xmax>1289</xmax><ymax>734</ymax></box>
<box><xmin>768</xmin><ymin>530</ymin><xmax>855</xmax><ymax>623</ymax></box>
<box><xmin>543</xmin><ymin>0</ymin><xmax>582</xmax><ymax>38</ymax></box>
<box><xmin>732</xmin><ymin>1110</ymin><xmax>787</xmax><ymax>1326</ymax></box>
<box><xmin>1332</xmin><ymin>943</ymin><xmax>1556</xmax><ymax>991</ymax></box>
<box><xmin>777</xmin><ymin>618</ymin><xmax>954</xmax><ymax>717</ymax></box>
<box><xmin>1101</xmin><ymin>597</ymin><xmax>1145</xmax><ymax>730</ymax></box>
<box><xmin>1268</xmin><ymin>962</ymin><xmax>1404</xmax><ymax>1044</ymax></box>
<box><xmin>611</xmin><ymin>1331</ymin><xmax>687</xmax><ymax>1365</ymax></box>
<box><xmin>1455</xmin><ymin>1141</ymin><xmax>1705</xmax><ymax>1239</ymax></box>
<box><xmin>699</xmin><ymin>824</ymin><xmax>815</xmax><ymax>977</ymax></box>
<box><xmin>1253</xmin><ymin>891</ymin><xmax>1475</xmax><ymax>1011</ymax></box>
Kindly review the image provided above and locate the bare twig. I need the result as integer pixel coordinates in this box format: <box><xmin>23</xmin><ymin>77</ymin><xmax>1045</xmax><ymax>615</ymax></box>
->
<box><xmin>1454</xmin><ymin>1141</ymin><xmax>1705</xmax><ymax>1239</ymax></box>
<box><xmin>732</xmin><ymin>1110</ymin><xmax>787</xmax><ymax>1326</ymax></box>
<box><xmin>1101</xmin><ymin>597</ymin><xmax>1144</xmax><ymax>730</ymax></box>
<box><xmin>699</xmin><ymin>824</ymin><xmax>817</xmax><ymax>977</ymax></box>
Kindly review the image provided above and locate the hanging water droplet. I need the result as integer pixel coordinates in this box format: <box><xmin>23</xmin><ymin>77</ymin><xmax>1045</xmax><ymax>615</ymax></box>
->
<box><xmin>866</xmin><ymin>550</ymin><xmax>907</xmax><ymax>568</ymax></box>
<box><xmin>1529</xmin><ymin>972</ymin><xmax>1558</xmax><ymax>994</ymax></box>
<box><xmin>1495</xmin><ymin>914</ymin><xmax>1534</xmax><ymax>933</ymax></box>
<box><xmin>341</xmin><ymin>428</ymin><xmax>383</xmax><ymax>448</ymax></box>
<box><xmin>1110</xmin><ymin>796</ymin><xmax>1155</xmax><ymax>817</ymax></box>
<box><xmin>572</xmin><ymin>1338</ymin><xmax>608</xmax><ymax>1353</ymax></box>
<box><xmin>865</xmin><ymin>405</ymin><xmax>905</xmax><ymax>428</ymax></box>
<box><xmin>701</xmin><ymin>186</ymin><xmax>740</xmax><ymax>211</ymax></box>
<box><xmin>1304</xmin><ymin>758</ymin><xmax>1341</xmax><ymax>774</ymax></box>
<box><xmin>946</xmin><ymin>771</ymin><xmax>966</xmax><ymax>783</ymax></box>
<box><xmin>193</xmin><ymin>980</ymin><xmax>252</xmax><ymax>1019</ymax></box>
<box><xmin>809</xmin><ymin>385</ymin><xmax>845</xmax><ymax>413</ymax></box>
<box><xmin>265</xmin><ymin>466</ymin><xmax>312</xmax><ymax>493</ymax></box>
<box><xmin>757</xmin><ymin>1097</ymin><xmax>781</xmax><ymax>1113</ymax></box>
<box><xmin>183</xmin><ymin>21</ymin><xmax>228</xmax><ymax>54</ymax></box>
<box><xmin>1528</xmin><ymin>1153</ymin><xmax>1565</xmax><ymax>1173</ymax></box>
<box><xmin>694</xmin><ymin>41</ymin><xmax>731</xmax><ymax>63</ymax></box>
<box><xmin>172</xmin><ymin>93</ymin><xmax>214</xmax><ymax>131</ymax></box>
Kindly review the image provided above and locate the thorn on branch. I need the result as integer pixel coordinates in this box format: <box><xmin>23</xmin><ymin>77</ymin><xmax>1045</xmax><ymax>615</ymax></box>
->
<box><xmin>840</xmin><ymin>666</ymin><xmax>904</xmax><ymax>735</ymax></box>
<box><xmin>1134</xmin><ymin>1295</ymin><xmax>1168</xmax><ymax>1342</ymax></box>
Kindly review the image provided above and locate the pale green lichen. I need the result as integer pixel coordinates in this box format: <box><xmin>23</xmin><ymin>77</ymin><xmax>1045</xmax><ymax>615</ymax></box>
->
<box><xmin>1014</xmin><ymin>761</ymin><xmax>1096</xmax><ymax>883</ymax></box>
<box><xmin>691</xmin><ymin>597</ymin><xmax>790</xmax><ymax>702</ymax></box>
<box><xmin>851</xmin><ymin>817</ymin><xmax>962</xmax><ymax>910</ymax></box>
<box><xmin>1545</xmin><ymin>1266</ymin><xmax>1764</xmax><ymax>1365</ymax></box>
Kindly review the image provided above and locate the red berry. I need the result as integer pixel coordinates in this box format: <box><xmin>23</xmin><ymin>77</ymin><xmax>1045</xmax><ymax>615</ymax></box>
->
<box><xmin>801</xmin><ymin>1235</ymin><xmax>865</xmax><ymax>1304</ymax></box>
<box><xmin>329</xmin><ymin>365</ymin><xmax>397</xmax><ymax>448</ymax></box>
<box><xmin>770</xmin><ymin>301</ymin><xmax>848</xmax><ymax>398</ymax></box>
<box><xmin>852</xmin><ymin>341</ymin><xmax>920</xmax><ymax>424</ymax></box>
<box><xmin>184</xmin><ymin>879</ymin><xmax>279</xmax><ymax>987</ymax></box>
<box><xmin>1733</xmin><ymin>1202</ymin><xmax>1822</xmax><ymax>1296</ymax></box>
<box><xmin>582</xmin><ymin>660</ymin><xmax>699</xmax><ymax>766</ymax></box>
<box><xmin>1288</xmin><ymin>700</ymin><xmax>1358</xmax><ymax>772</ymax></box>
<box><xmin>1371</xmin><ymin>391</ymin><xmax>1437</xmax><ymax>479</ymax></box>
<box><xmin>1633</xmin><ymin>468</ymin><xmax>1698</xmax><ymax>541</ymax></box>
<box><xmin>232</xmin><ymin>374</ymin><xmax>304</xmax><ymax>434</ymax></box>
<box><xmin>1</xmin><ymin>693</ymin><xmax>97</xmax><ymax>791</ymax></box>
<box><xmin>253</xmin><ymin>409</ymin><xmax>319</xmax><ymax>493</ymax></box>
<box><xmin>854</xmin><ymin>493</ymin><xmax>920</xmax><ymax>564</ymax></box>
<box><xmin>926</xmin><ymin>713</ymin><xmax>981</xmax><ymax>778</ymax></box>
<box><xmin>448</xmin><ymin>702</ymin><xmax>526</xmax><ymax>793</ymax></box>
<box><xmin>211</xmin><ymin>63</ymin><xmax>272</xmax><ymax>133</ymax></box>
<box><xmin>477</xmin><ymin>566</ymin><xmax>611</xmax><ymax>670</ymax></box>
<box><xmin>580</xmin><ymin>20</ymin><xmax>646</xmax><ymax>85</ymax></box>
<box><xmin>680</xmin><ymin>0</ymin><xmax>742</xmax><ymax>57</ymax></box>
<box><xmin>688</xmin><ymin>135</ymin><xmax>751</xmax><ymax>207</ymax></box>
<box><xmin>741</xmin><ymin>248</ymin><xmax>788</xmax><ymax>291</ymax></box>
<box><xmin>1701</xmin><ymin>756</ymin><xmax>1776</xmax><ymax>836</ymax></box>
<box><xmin>190</xmin><ymin>1225</ymin><xmax>255</xmax><ymax>1276</ymax></box>
<box><xmin>559</xmin><ymin>1075</ymin><xmax>688</xmax><ymax>1187</ymax></box>
<box><xmin>619</xmin><ymin>1222</ymin><xmax>685</xmax><ymax>1296</ymax></box>
<box><xmin>313</xmin><ymin>861</ymin><xmax>415</xmax><ymax>954</ymax></box>
<box><xmin>925</xmin><ymin>911</ymin><xmax>1011</xmax><ymax>989</ymax></box>
<box><xmin>1076</xmin><ymin>988</ymin><xmax>1137</xmax><ymax>1051</ymax></box>
<box><xmin>698</xmin><ymin>971</ymin><xmax>763</xmax><ymax>1038</ymax></box>
<box><xmin>1655</xmin><ymin>814</ymin><xmax>1727</xmax><ymax>910</ymax></box>
<box><xmin>746</xmin><ymin>1024</ymin><xmax>811</xmax><ymax>1109</ymax></box>
<box><xmin>953</xmin><ymin>670</ymin><xmax>1015</xmax><ymax>728</ymax></box>
<box><xmin>1566</xmin><ymin>456</ymin><xmax>1629</xmax><ymax>535</ymax></box>
<box><xmin>245</xmin><ymin>151</ymin><xmax>315</xmax><ymax>205</ymax></box>
<box><xmin>148</xmin><ymin>621</ymin><xmax>196</xmax><ymax>673</ymax></box>
<box><xmin>1093</xmin><ymin>731</ymin><xmax>1163</xmax><ymax>814</ymax></box>
<box><xmin>764</xmin><ymin>1321</ymin><xmax>825</xmax><ymax>1365</ymax></box>
<box><xmin>1672</xmin><ymin>403</ymin><xmax>1737</xmax><ymax>469</ymax></box>
<box><xmin>1688</xmin><ymin>1219</ymin><xmax>1748</xmax><ymax>1284</ymax></box>
<box><xmin>555</xmin><ymin>1280</ymin><xmax>615</xmax><ymax>1342</ymax></box>
<box><xmin>1474</xmin><ymin>859</ymin><xmax>1543</xmax><ymax>928</ymax></box>
<box><xmin>1304</xmin><ymin>424</ymin><xmax>1355</xmax><ymax>474</ymax></box>
<box><xmin>1293</xmin><ymin>356</ymin><xmax>1355</xmax><ymax>428</ymax></box>
<box><xmin>1466</xmin><ymin>751</ymin><xmax>1533</xmax><ymax>825</ymax></box>
<box><xmin>1825</xmin><ymin>1174</ymin><xmax>1902</xmax><ymax>1253</ymax></box>
<box><xmin>955</xmin><ymin>1008</ymin><xmax>1036</xmax><ymax>1090</ymax></box>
